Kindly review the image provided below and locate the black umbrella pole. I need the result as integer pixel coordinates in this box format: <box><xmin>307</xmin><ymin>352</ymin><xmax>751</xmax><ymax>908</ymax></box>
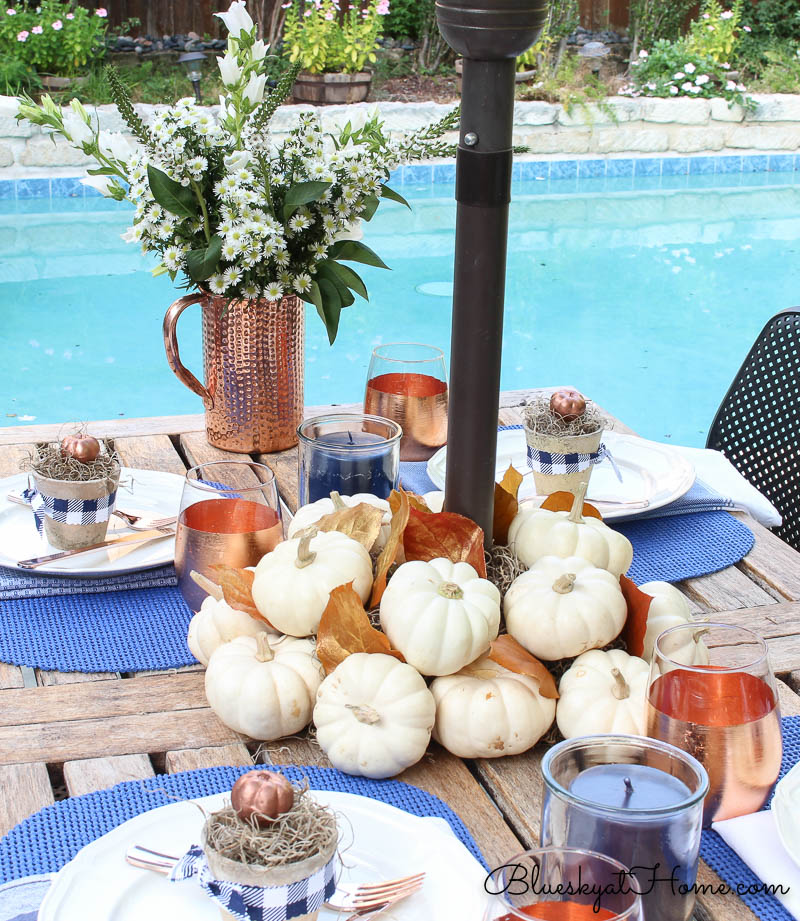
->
<box><xmin>444</xmin><ymin>57</ymin><xmax>516</xmax><ymax>546</ymax></box>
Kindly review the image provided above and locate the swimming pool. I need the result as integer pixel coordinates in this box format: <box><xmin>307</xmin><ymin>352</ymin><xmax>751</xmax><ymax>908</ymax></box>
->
<box><xmin>3</xmin><ymin>168</ymin><xmax>800</xmax><ymax>446</ymax></box>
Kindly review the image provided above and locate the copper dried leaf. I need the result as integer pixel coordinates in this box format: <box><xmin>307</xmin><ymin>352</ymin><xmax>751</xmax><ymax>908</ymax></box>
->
<box><xmin>207</xmin><ymin>564</ymin><xmax>273</xmax><ymax>627</ymax></box>
<box><xmin>493</xmin><ymin>463</ymin><xmax>524</xmax><ymax>545</ymax></box>
<box><xmin>488</xmin><ymin>634</ymin><xmax>559</xmax><ymax>699</ymax></box>
<box><xmin>403</xmin><ymin>507</ymin><xmax>487</xmax><ymax>578</ymax></box>
<box><xmin>315</xmin><ymin>502</ymin><xmax>385</xmax><ymax>551</ymax></box>
<box><xmin>541</xmin><ymin>490</ymin><xmax>603</xmax><ymax>520</ymax></box>
<box><xmin>316</xmin><ymin>582</ymin><xmax>404</xmax><ymax>675</ymax></box>
<box><xmin>370</xmin><ymin>488</ymin><xmax>410</xmax><ymax>607</ymax></box>
<box><xmin>619</xmin><ymin>574</ymin><xmax>654</xmax><ymax>659</ymax></box>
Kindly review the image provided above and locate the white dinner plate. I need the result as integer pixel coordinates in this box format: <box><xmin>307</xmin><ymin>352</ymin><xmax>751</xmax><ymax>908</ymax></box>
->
<box><xmin>0</xmin><ymin>467</ymin><xmax>184</xmax><ymax>576</ymax></box>
<box><xmin>38</xmin><ymin>789</ymin><xmax>491</xmax><ymax>921</ymax></box>
<box><xmin>773</xmin><ymin>763</ymin><xmax>800</xmax><ymax>868</ymax></box>
<box><xmin>426</xmin><ymin>429</ymin><xmax>695</xmax><ymax>520</ymax></box>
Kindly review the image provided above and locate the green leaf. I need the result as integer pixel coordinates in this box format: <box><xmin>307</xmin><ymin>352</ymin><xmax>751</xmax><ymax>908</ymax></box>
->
<box><xmin>325</xmin><ymin>260</ymin><xmax>368</xmax><ymax>300</ymax></box>
<box><xmin>381</xmin><ymin>183</ymin><xmax>411</xmax><ymax>209</ymax></box>
<box><xmin>329</xmin><ymin>240</ymin><xmax>390</xmax><ymax>270</ymax></box>
<box><xmin>317</xmin><ymin>262</ymin><xmax>355</xmax><ymax>309</ymax></box>
<box><xmin>147</xmin><ymin>165</ymin><xmax>198</xmax><ymax>220</ymax></box>
<box><xmin>317</xmin><ymin>277</ymin><xmax>343</xmax><ymax>343</ymax></box>
<box><xmin>282</xmin><ymin>180</ymin><xmax>332</xmax><ymax>222</ymax></box>
<box><xmin>360</xmin><ymin>194</ymin><xmax>380</xmax><ymax>221</ymax></box>
<box><xmin>87</xmin><ymin>166</ymin><xmax>120</xmax><ymax>176</ymax></box>
<box><xmin>186</xmin><ymin>235</ymin><xmax>222</xmax><ymax>283</ymax></box>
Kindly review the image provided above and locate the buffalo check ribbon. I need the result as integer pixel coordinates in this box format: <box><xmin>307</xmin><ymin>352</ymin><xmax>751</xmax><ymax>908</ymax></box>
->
<box><xmin>169</xmin><ymin>844</ymin><xmax>337</xmax><ymax>921</ymax></box>
<box><xmin>21</xmin><ymin>485</ymin><xmax>117</xmax><ymax>536</ymax></box>
<box><xmin>526</xmin><ymin>442</ymin><xmax>623</xmax><ymax>482</ymax></box>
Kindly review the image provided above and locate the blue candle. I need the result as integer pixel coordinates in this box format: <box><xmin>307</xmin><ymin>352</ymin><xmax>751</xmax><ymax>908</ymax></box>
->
<box><xmin>541</xmin><ymin>736</ymin><xmax>707</xmax><ymax>921</ymax></box>
<box><xmin>298</xmin><ymin>414</ymin><xmax>402</xmax><ymax>505</ymax></box>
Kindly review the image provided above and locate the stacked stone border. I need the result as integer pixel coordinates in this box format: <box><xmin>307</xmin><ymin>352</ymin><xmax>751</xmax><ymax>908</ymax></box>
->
<box><xmin>2</xmin><ymin>95</ymin><xmax>800</xmax><ymax>178</ymax></box>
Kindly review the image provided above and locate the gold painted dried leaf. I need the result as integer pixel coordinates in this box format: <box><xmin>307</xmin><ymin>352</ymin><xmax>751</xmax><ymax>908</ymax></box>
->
<box><xmin>370</xmin><ymin>489</ymin><xmax>410</xmax><ymax>607</ymax></box>
<box><xmin>315</xmin><ymin>502</ymin><xmax>385</xmax><ymax>551</ymax></box>
<box><xmin>403</xmin><ymin>507</ymin><xmax>487</xmax><ymax>578</ymax></box>
<box><xmin>316</xmin><ymin>582</ymin><xmax>404</xmax><ymax>675</ymax></box>
<box><xmin>493</xmin><ymin>463</ymin><xmax>524</xmax><ymax>545</ymax></box>
<box><xmin>488</xmin><ymin>634</ymin><xmax>559</xmax><ymax>699</ymax></box>
<box><xmin>207</xmin><ymin>563</ymin><xmax>273</xmax><ymax>627</ymax></box>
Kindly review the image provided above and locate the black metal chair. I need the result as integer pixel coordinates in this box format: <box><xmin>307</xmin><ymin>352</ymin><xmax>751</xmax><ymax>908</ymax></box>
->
<box><xmin>706</xmin><ymin>307</ymin><xmax>800</xmax><ymax>551</ymax></box>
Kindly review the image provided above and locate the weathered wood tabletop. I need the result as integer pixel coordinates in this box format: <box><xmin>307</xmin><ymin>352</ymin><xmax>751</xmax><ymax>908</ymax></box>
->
<box><xmin>2</xmin><ymin>388</ymin><xmax>800</xmax><ymax>921</ymax></box>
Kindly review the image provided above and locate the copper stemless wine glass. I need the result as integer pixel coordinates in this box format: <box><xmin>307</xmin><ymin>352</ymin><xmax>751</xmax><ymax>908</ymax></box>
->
<box><xmin>482</xmin><ymin>847</ymin><xmax>643</xmax><ymax>921</ymax></box>
<box><xmin>174</xmin><ymin>461</ymin><xmax>283</xmax><ymax>613</ymax></box>
<box><xmin>364</xmin><ymin>342</ymin><xmax>448</xmax><ymax>461</ymax></box>
<box><xmin>646</xmin><ymin>622</ymin><xmax>783</xmax><ymax>826</ymax></box>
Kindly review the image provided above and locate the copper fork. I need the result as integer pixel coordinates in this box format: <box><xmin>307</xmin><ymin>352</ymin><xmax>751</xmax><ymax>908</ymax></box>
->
<box><xmin>323</xmin><ymin>872</ymin><xmax>425</xmax><ymax>915</ymax></box>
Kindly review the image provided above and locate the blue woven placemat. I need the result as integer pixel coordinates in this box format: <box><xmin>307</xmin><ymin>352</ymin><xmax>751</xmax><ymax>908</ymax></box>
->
<box><xmin>700</xmin><ymin>715</ymin><xmax>800</xmax><ymax>921</ymax></box>
<box><xmin>0</xmin><ymin>563</ymin><xmax>177</xmax><ymax>601</ymax></box>
<box><xmin>0</xmin><ymin>764</ymin><xmax>487</xmax><ymax>886</ymax></box>
<box><xmin>0</xmin><ymin>586</ymin><xmax>195</xmax><ymax>673</ymax></box>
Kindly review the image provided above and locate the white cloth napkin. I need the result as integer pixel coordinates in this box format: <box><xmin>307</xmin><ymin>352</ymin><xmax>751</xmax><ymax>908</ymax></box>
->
<box><xmin>672</xmin><ymin>445</ymin><xmax>783</xmax><ymax>528</ymax></box>
<box><xmin>713</xmin><ymin>810</ymin><xmax>800</xmax><ymax>919</ymax></box>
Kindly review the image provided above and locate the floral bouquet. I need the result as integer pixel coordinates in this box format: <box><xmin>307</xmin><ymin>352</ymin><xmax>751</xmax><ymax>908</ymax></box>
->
<box><xmin>17</xmin><ymin>0</ymin><xmax>457</xmax><ymax>344</ymax></box>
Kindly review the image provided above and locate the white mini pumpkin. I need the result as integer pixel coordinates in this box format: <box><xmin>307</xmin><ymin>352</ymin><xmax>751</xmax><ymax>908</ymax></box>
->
<box><xmin>556</xmin><ymin>648</ymin><xmax>649</xmax><ymax>738</ymax></box>
<box><xmin>639</xmin><ymin>580</ymin><xmax>710</xmax><ymax>665</ymax></box>
<box><xmin>287</xmin><ymin>492</ymin><xmax>391</xmax><ymax>551</ymax></box>
<box><xmin>504</xmin><ymin>555</ymin><xmax>627</xmax><ymax>661</ymax></box>
<box><xmin>422</xmin><ymin>491</ymin><xmax>445</xmax><ymax>512</ymax></box>
<box><xmin>313</xmin><ymin>652</ymin><xmax>436</xmax><ymax>778</ymax></box>
<box><xmin>252</xmin><ymin>530</ymin><xmax>373</xmax><ymax>637</ymax></box>
<box><xmin>508</xmin><ymin>486</ymin><xmax>633</xmax><ymax>577</ymax></box>
<box><xmin>430</xmin><ymin>656</ymin><xmax>556</xmax><ymax>758</ymax></box>
<box><xmin>187</xmin><ymin>594</ymin><xmax>275</xmax><ymax>667</ymax></box>
<box><xmin>380</xmin><ymin>558</ymin><xmax>501</xmax><ymax>676</ymax></box>
<box><xmin>205</xmin><ymin>633</ymin><xmax>324</xmax><ymax>740</ymax></box>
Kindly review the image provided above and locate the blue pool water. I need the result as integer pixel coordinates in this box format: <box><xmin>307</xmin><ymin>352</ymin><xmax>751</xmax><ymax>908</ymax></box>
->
<box><xmin>3</xmin><ymin>171</ymin><xmax>800</xmax><ymax>445</ymax></box>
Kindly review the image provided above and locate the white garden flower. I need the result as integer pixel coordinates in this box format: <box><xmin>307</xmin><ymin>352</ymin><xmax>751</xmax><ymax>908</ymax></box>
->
<box><xmin>242</xmin><ymin>281</ymin><xmax>260</xmax><ymax>298</ymax></box>
<box><xmin>223</xmin><ymin>266</ymin><xmax>243</xmax><ymax>286</ymax></box>
<box><xmin>217</xmin><ymin>52</ymin><xmax>242</xmax><ymax>86</ymax></box>
<box><xmin>638</xmin><ymin>49</ymin><xmax>648</xmax><ymax>58</ymax></box>
<box><xmin>696</xmin><ymin>74</ymin><xmax>710</xmax><ymax>85</ymax></box>
<box><xmin>163</xmin><ymin>246</ymin><xmax>182</xmax><ymax>270</ymax></box>
<box><xmin>251</xmin><ymin>38</ymin><xmax>268</xmax><ymax>60</ymax></box>
<box><xmin>293</xmin><ymin>273</ymin><xmax>312</xmax><ymax>294</ymax></box>
<box><xmin>62</xmin><ymin>112</ymin><xmax>94</xmax><ymax>147</ymax></box>
<box><xmin>224</xmin><ymin>150</ymin><xmax>252</xmax><ymax>171</ymax></box>
<box><xmin>243</xmin><ymin>72</ymin><xmax>266</xmax><ymax>105</ymax></box>
<box><xmin>98</xmin><ymin>131</ymin><xmax>136</xmax><ymax>163</ymax></box>
<box><xmin>684</xmin><ymin>63</ymin><xmax>696</xmax><ymax>74</ymax></box>
<box><xmin>720</xmin><ymin>9</ymin><xmax>733</xmax><ymax>18</ymax></box>
<box><xmin>669</xmin><ymin>85</ymin><xmax>679</xmax><ymax>95</ymax></box>
<box><xmin>209</xmin><ymin>274</ymin><xmax>229</xmax><ymax>294</ymax></box>
<box><xmin>674</xmin><ymin>72</ymin><xmax>686</xmax><ymax>80</ymax></box>
<box><xmin>80</xmin><ymin>175</ymin><xmax>115</xmax><ymax>197</ymax></box>
<box><xmin>288</xmin><ymin>213</ymin><xmax>311</xmax><ymax>233</ymax></box>
<box><xmin>264</xmin><ymin>281</ymin><xmax>284</xmax><ymax>301</ymax></box>
<box><xmin>681</xmin><ymin>82</ymin><xmax>694</xmax><ymax>92</ymax></box>
<box><xmin>215</xmin><ymin>0</ymin><xmax>253</xmax><ymax>37</ymax></box>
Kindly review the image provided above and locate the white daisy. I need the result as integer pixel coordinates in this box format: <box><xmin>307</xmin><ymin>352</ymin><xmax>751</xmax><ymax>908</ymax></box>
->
<box><xmin>294</xmin><ymin>272</ymin><xmax>313</xmax><ymax>294</ymax></box>
<box><xmin>208</xmin><ymin>274</ymin><xmax>228</xmax><ymax>294</ymax></box>
<box><xmin>263</xmin><ymin>281</ymin><xmax>284</xmax><ymax>301</ymax></box>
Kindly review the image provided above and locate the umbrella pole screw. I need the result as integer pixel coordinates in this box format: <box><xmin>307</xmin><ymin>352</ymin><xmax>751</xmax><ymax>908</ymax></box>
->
<box><xmin>463</xmin><ymin>132</ymin><xmax>479</xmax><ymax>146</ymax></box>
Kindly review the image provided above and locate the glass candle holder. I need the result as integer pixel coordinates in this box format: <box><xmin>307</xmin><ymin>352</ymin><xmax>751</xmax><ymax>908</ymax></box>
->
<box><xmin>646</xmin><ymin>622</ymin><xmax>782</xmax><ymax>826</ymax></box>
<box><xmin>364</xmin><ymin>342</ymin><xmax>448</xmax><ymax>461</ymax></box>
<box><xmin>482</xmin><ymin>847</ymin><xmax>643</xmax><ymax>921</ymax></box>
<box><xmin>174</xmin><ymin>461</ymin><xmax>283</xmax><ymax>613</ymax></box>
<box><xmin>297</xmin><ymin>413</ymin><xmax>402</xmax><ymax>506</ymax></box>
<box><xmin>541</xmin><ymin>735</ymin><xmax>708</xmax><ymax>921</ymax></box>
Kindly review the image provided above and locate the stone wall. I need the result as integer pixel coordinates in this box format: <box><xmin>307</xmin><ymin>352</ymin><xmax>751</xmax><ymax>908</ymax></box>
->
<box><xmin>2</xmin><ymin>94</ymin><xmax>800</xmax><ymax>177</ymax></box>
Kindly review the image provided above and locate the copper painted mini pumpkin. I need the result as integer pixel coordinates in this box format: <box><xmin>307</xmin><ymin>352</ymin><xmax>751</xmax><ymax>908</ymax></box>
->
<box><xmin>549</xmin><ymin>389</ymin><xmax>587</xmax><ymax>423</ymax></box>
<box><xmin>230</xmin><ymin>770</ymin><xmax>295</xmax><ymax>827</ymax></box>
<box><xmin>60</xmin><ymin>433</ymin><xmax>101</xmax><ymax>464</ymax></box>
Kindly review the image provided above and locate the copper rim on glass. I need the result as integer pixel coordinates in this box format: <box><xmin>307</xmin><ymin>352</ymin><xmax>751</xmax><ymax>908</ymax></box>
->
<box><xmin>174</xmin><ymin>461</ymin><xmax>283</xmax><ymax>613</ymax></box>
<box><xmin>646</xmin><ymin>621</ymin><xmax>782</xmax><ymax>826</ymax></box>
<box><xmin>364</xmin><ymin>342</ymin><xmax>448</xmax><ymax>461</ymax></box>
<box><xmin>482</xmin><ymin>846</ymin><xmax>643</xmax><ymax>921</ymax></box>
<box><xmin>297</xmin><ymin>412</ymin><xmax>402</xmax><ymax>506</ymax></box>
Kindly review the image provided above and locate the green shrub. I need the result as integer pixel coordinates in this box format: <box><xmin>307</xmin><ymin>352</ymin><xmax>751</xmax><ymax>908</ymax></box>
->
<box><xmin>687</xmin><ymin>0</ymin><xmax>744</xmax><ymax>64</ymax></box>
<box><xmin>744</xmin><ymin>0</ymin><xmax>800</xmax><ymax>44</ymax></box>
<box><xmin>750</xmin><ymin>42</ymin><xmax>800</xmax><ymax>92</ymax></box>
<box><xmin>383</xmin><ymin>0</ymin><xmax>418</xmax><ymax>40</ymax></box>
<box><xmin>0</xmin><ymin>0</ymin><xmax>107</xmax><ymax>76</ymax></box>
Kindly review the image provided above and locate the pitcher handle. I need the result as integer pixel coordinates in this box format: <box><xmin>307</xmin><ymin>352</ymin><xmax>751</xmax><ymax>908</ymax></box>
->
<box><xmin>163</xmin><ymin>293</ymin><xmax>212</xmax><ymax>409</ymax></box>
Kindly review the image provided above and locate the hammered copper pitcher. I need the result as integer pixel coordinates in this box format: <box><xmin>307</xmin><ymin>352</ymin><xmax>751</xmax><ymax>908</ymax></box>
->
<box><xmin>163</xmin><ymin>292</ymin><xmax>304</xmax><ymax>453</ymax></box>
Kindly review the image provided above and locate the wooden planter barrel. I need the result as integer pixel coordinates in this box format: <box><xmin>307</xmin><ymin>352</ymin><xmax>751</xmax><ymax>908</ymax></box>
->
<box><xmin>292</xmin><ymin>71</ymin><xmax>372</xmax><ymax>105</ymax></box>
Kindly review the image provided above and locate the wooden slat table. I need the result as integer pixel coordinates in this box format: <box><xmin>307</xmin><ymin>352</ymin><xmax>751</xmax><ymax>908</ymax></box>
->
<box><xmin>2</xmin><ymin>389</ymin><xmax>799</xmax><ymax>921</ymax></box>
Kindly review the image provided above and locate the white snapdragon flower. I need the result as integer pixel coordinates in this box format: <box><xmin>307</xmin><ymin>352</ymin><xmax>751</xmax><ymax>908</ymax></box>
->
<box><xmin>217</xmin><ymin>52</ymin><xmax>242</xmax><ymax>86</ymax></box>
<box><xmin>243</xmin><ymin>72</ymin><xmax>267</xmax><ymax>105</ymax></box>
<box><xmin>251</xmin><ymin>38</ymin><xmax>268</xmax><ymax>60</ymax></box>
<box><xmin>224</xmin><ymin>150</ymin><xmax>252</xmax><ymax>171</ymax></box>
<box><xmin>81</xmin><ymin>175</ymin><xmax>115</xmax><ymax>196</ymax></box>
<box><xmin>98</xmin><ymin>131</ymin><xmax>136</xmax><ymax>163</ymax></box>
<box><xmin>62</xmin><ymin>112</ymin><xmax>94</xmax><ymax>147</ymax></box>
<box><xmin>215</xmin><ymin>0</ymin><xmax>253</xmax><ymax>37</ymax></box>
<box><xmin>333</xmin><ymin>220</ymin><xmax>363</xmax><ymax>242</ymax></box>
<box><xmin>264</xmin><ymin>281</ymin><xmax>284</xmax><ymax>301</ymax></box>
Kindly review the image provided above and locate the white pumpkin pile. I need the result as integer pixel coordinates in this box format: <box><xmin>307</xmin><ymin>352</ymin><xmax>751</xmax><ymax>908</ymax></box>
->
<box><xmin>187</xmin><ymin>485</ymin><xmax>707</xmax><ymax>780</ymax></box>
